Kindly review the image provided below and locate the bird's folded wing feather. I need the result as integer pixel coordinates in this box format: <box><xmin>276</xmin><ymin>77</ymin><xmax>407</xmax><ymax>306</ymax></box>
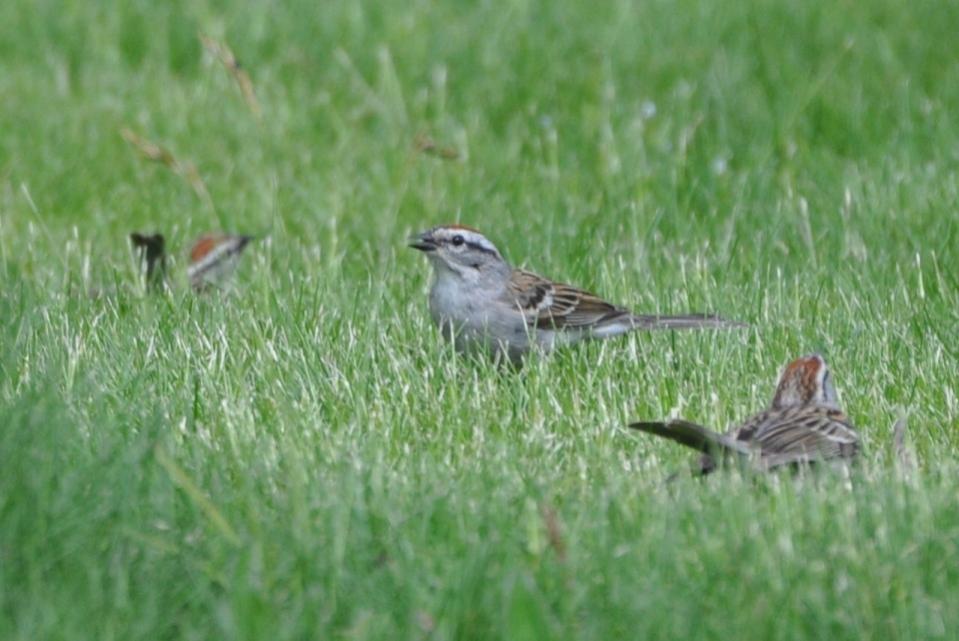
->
<box><xmin>508</xmin><ymin>269</ymin><xmax>632</xmax><ymax>330</ymax></box>
<box><xmin>744</xmin><ymin>407</ymin><xmax>860</xmax><ymax>468</ymax></box>
<box><xmin>629</xmin><ymin>419</ymin><xmax>752</xmax><ymax>457</ymax></box>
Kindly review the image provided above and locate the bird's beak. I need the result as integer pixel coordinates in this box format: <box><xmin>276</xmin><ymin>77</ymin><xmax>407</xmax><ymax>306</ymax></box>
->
<box><xmin>234</xmin><ymin>235</ymin><xmax>254</xmax><ymax>252</ymax></box>
<box><xmin>408</xmin><ymin>230</ymin><xmax>437</xmax><ymax>252</ymax></box>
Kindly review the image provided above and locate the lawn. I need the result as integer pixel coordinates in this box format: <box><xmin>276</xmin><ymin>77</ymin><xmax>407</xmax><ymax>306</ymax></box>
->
<box><xmin>2</xmin><ymin>0</ymin><xmax>959</xmax><ymax>639</ymax></box>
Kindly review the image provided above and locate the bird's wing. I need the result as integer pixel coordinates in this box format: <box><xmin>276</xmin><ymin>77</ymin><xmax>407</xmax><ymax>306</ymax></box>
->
<box><xmin>508</xmin><ymin>270</ymin><xmax>745</xmax><ymax>332</ymax></box>
<box><xmin>739</xmin><ymin>406</ymin><xmax>860</xmax><ymax>469</ymax></box>
<box><xmin>508</xmin><ymin>269</ymin><xmax>632</xmax><ymax>330</ymax></box>
<box><xmin>629</xmin><ymin>419</ymin><xmax>752</xmax><ymax>457</ymax></box>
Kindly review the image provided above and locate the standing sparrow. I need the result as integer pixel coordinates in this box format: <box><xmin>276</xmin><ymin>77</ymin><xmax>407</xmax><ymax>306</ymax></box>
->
<box><xmin>130</xmin><ymin>232</ymin><xmax>167</xmax><ymax>291</ymax></box>
<box><xmin>630</xmin><ymin>354</ymin><xmax>861</xmax><ymax>474</ymax></box>
<box><xmin>187</xmin><ymin>233</ymin><xmax>254</xmax><ymax>291</ymax></box>
<box><xmin>409</xmin><ymin>224</ymin><xmax>744</xmax><ymax>362</ymax></box>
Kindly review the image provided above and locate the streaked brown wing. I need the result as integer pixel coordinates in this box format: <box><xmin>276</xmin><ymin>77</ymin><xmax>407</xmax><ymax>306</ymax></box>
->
<box><xmin>738</xmin><ymin>406</ymin><xmax>860</xmax><ymax>467</ymax></box>
<box><xmin>508</xmin><ymin>269</ymin><xmax>630</xmax><ymax>330</ymax></box>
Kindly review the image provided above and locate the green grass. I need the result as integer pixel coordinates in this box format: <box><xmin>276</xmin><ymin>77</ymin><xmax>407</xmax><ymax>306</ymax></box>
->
<box><xmin>2</xmin><ymin>0</ymin><xmax>959</xmax><ymax>638</ymax></box>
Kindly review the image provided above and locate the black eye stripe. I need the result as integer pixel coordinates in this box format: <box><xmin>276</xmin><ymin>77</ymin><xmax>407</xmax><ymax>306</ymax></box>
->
<box><xmin>439</xmin><ymin>234</ymin><xmax>499</xmax><ymax>257</ymax></box>
<box><xmin>465</xmin><ymin>241</ymin><xmax>497</xmax><ymax>255</ymax></box>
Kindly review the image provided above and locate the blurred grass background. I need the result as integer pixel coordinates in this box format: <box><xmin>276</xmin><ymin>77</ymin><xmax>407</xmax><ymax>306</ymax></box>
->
<box><xmin>1</xmin><ymin>0</ymin><xmax>958</xmax><ymax>639</ymax></box>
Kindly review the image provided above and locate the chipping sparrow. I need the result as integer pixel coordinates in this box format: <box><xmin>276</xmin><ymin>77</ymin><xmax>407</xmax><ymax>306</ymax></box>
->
<box><xmin>188</xmin><ymin>233</ymin><xmax>254</xmax><ymax>291</ymax></box>
<box><xmin>130</xmin><ymin>232</ymin><xmax>167</xmax><ymax>291</ymax></box>
<box><xmin>409</xmin><ymin>224</ymin><xmax>744</xmax><ymax>362</ymax></box>
<box><xmin>630</xmin><ymin>354</ymin><xmax>860</xmax><ymax>474</ymax></box>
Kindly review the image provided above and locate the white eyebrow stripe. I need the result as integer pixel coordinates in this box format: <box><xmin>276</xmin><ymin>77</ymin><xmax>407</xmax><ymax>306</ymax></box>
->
<box><xmin>447</xmin><ymin>231</ymin><xmax>499</xmax><ymax>254</ymax></box>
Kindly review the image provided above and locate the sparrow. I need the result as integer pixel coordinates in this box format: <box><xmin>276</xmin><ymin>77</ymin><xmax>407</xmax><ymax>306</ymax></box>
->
<box><xmin>409</xmin><ymin>224</ymin><xmax>744</xmax><ymax>363</ymax></box>
<box><xmin>129</xmin><ymin>232</ymin><xmax>167</xmax><ymax>291</ymax></box>
<box><xmin>630</xmin><ymin>354</ymin><xmax>861</xmax><ymax>474</ymax></box>
<box><xmin>187</xmin><ymin>233</ymin><xmax>254</xmax><ymax>291</ymax></box>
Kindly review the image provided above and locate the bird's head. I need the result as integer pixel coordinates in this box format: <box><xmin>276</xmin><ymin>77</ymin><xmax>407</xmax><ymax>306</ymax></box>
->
<box><xmin>409</xmin><ymin>224</ymin><xmax>508</xmax><ymax>280</ymax></box>
<box><xmin>770</xmin><ymin>354</ymin><xmax>839</xmax><ymax>409</ymax></box>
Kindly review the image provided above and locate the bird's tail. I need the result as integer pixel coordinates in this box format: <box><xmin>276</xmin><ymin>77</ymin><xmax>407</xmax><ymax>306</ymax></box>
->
<box><xmin>629</xmin><ymin>313</ymin><xmax>747</xmax><ymax>330</ymax></box>
<box><xmin>630</xmin><ymin>419</ymin><xmax>753</xmax><ymax>476</ymax></box>
<box><xmin>129</xmin><ymin>232</ymin><xmax>167</xmax><ymax>291</ymax></box>
<box><xmin>630</xmin><ymin>419</ymin><xmax>749</xmax><ymax>455</ymax></box>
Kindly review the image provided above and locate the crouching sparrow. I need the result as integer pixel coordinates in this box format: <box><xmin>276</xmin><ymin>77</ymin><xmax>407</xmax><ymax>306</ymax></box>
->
<box><xmin>409</xmin><ymin>224</ymin><xmax>744</xmax><ymax>363</ymax></box>
<box><xmin>188</xmin><ymin>233</ymin><xmax>254</xmax><ymax>291</ymax></box>
<box><xmin>630</xmin><ymin>354</ymin><xmax>861</xmax><ymax>474</ymax></box>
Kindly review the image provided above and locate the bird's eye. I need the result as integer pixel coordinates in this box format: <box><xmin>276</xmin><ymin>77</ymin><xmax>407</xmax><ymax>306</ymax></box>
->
<box><xmin>451</xmin><ymin>235</ymin><xmax>465</xmax><ymax>246</ymax></box>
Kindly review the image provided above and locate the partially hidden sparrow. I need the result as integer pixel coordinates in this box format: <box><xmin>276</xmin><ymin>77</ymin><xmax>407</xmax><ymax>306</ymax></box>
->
<box><xmin>630</xmin><ymin>354</ymin><xmax>861</xmax><ymax>474</ymax></box>
<box><xmin>187</xmin><ymin>233</ymin><xmax>254</xmax><ymax>292</ymax></box>
<box><xmin>409</xmin><ymin>224</ymin><xmax>745</xmax><ymax>363</ymax></box>
<box><xmin>129</xmin><ymin>232</ymin><xmax>167</xmax><ymax>291</ymax></box>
